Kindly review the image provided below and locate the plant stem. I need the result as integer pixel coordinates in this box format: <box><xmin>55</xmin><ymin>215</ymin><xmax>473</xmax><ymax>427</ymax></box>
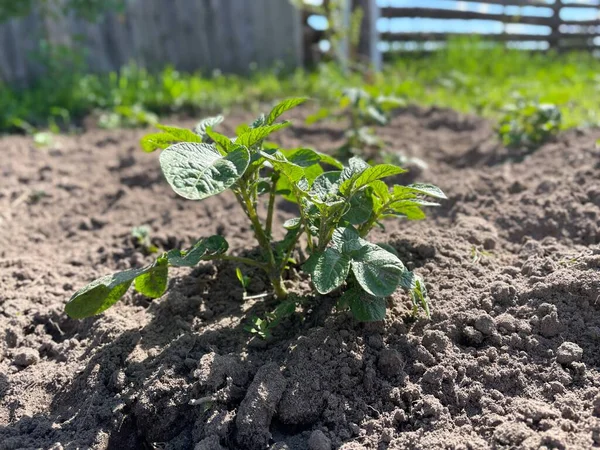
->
<box><xmin>265</xmin><ymin>173</ymin><xmax>279</xmax><ymax>237</ymax></box>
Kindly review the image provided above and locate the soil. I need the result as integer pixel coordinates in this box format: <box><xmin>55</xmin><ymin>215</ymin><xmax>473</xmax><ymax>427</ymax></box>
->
<box><xmin>1</xmin><ymin>105</ymin><xmax>599</xmax><ymax>450</ymax></box>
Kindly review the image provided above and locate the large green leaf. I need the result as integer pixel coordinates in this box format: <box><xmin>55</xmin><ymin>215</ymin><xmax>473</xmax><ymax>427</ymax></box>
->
<box><xmin>134</xmin><ymin>257</ymin><xmax>168</xmax><ymax>298</ymax></box>
<box><xmin>195</xmin><ymin>116</ymin><xmax>224</xmax><ymax>140</ymax></box>
<box><xmin>303</xmin><ymin>248</ymin><xmax>351</xmax><ymax>294</ymax></box>
<box><xmin>266</xmin><ymin>97</ymin><xmax>308</xmax><ymax>125</ymax></box>
<box><xmin>236</xmin><ymin>123</ymin><xmax>290</xmax><ymax>147</ymax></box>
<box><xmin>166</xmin><ymin>235</ymin><xmax>229</xmax><ymax>267</ymax></box>
<box><xmin>342</xmin><ymin>191</ymin><xmax>374</xmax><ymax>225</ymax></box>
<box><xmin>341</xmin><ymin>287</ymin><xmax>387</xmax><ymax>322</ymax></box>
<box><xmin>331</xmin><ymin>226</ymin><xmax>363</xmax><ymax>254</ymax></box>
<box><xmin>350</xmin><ymin>244</ymin><xmax>405</xmax><ymax>297</ymax></box>
<box><xmin>66</xmin><ymin>266</ymin><xmax>148</xmax><ymax>319</ymax></box>
<box><xmin>160</xmin><ymin>143</ymin><xmax>249</xmax><ymax>200</ymax></box>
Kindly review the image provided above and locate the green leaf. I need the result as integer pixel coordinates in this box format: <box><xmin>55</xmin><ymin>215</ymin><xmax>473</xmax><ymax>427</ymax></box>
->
<box><xmin>166</xmin><ymin>236</ymin><xmax>229</xmax><ymax>267</ymax></box>
<box><xmin>331</xmin><ymin>226</ymin><xmax>363</xmax><ymax>254</ymax></box>
<box><xmin>261</xmin><ymin>151</ymin><xmax>305</xmax><ymax>183</ymax></box>
<box><xmin>206</xmin><ymin>128</ymin><xmax>235</xmax><ymax>153</ymax></box>
<box><xmin>340</xmin><ymin>157</ymin><xmax>370</xmax><ymax>183</ymax></box>
<box><xmin>140</xmin><ymin>132</ymin><xmax>175</xmax><ymax>153</ymax></box>
<box><xmin>351</xmin><ymin>244</ymin><xmax>405</xmax><ymax>297</ymax></box>
<box><xmin>160</xmin><ymin>143</ymin><xmax>249</xmax><ymax>201</ymax></box>
<box><xmin>283</xmin><ymin>217</ymin><xmax>302</xmax><ymax>230</ymax></box>
<box><xmin>134</xmin><ymin>257</ymin><xmax>168</xmax><ymax>298</ymax></box>
<box><xmin>305</xmin><ymin>108</ymin><xmax>331</xmax><ymax>125</ymax></box>
<box><xmin>370</xmin><ymin>180</ymin><xmax>391</xmax><ymax>202</ymax></box>
<box><xmin>303</xmin><ymin>248</ymin><xmax>351</xmax><ymax>294</ymax></box>
<box><xmin>376</xmin><ymin>96</ymin><xmax>405</xmax><ymax>111</ymax></box>
<box><xmin>237</xmin><ymin>123</ymin><xmax>290</xmax><ymax>147</ymax></box>
<box><xmin>66</xmin><ymin>267</ymin><xmax>147</xmax><ymax>319</ymax></box>
<box><xmin>406</xmin><ymin>183</ymin><xmax>447</xmax><ymax>199</ymax></box>
<box><xmin>310</xmin><ymin>171</ymin><xmax>341</xmax><ymax>200</ymax></box>
<box><xmin>316</xmin><ymin>152</ymin><xmax>344</xmax><ymax>170</ymax></box>
<box><xmin>195</xmin><ymin>116</ymin><xmax>224</xmax><ymax>140</ymax></box>
<box><xmin>281</xmin><ymin>148</ymin><xmax>321</xmax><ymax>168</ymax></box>
<box><xmin>341</xmin><ymin>164</ymin><xmax>406</xmax><ymax>195</ymax></box>
<box><xmin>342</xmin><ymin>287</ymin><xmax>387</xmax><ymax>322</ymax></box>
<box><xmin>388</xmin><ymin>202</ymin><xmax>426</xmax><ymax>220</ymax></box>
<box><xmin>156</xmin><ymin>124</ymin><xmax>203</xmax><ymax>143</ymax></box>
<box><xmin>266</xmin><ymin>97</ymin><xmax>308</xmax><ymax>125</ymax></box>
<box><xmin>342</xmin><ymin>191</ymin><xmax>373</xmax><ymax>225</ymax></box>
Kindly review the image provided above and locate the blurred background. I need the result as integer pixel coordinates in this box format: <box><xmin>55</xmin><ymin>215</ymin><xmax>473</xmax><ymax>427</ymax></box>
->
<box><xmin>1</xmin><ymin>0</ymin><xmax>600</xmax><ymax>135</ymax></box>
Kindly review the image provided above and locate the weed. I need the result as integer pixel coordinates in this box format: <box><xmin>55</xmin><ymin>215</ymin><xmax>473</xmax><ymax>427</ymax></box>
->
<box><xmin>65</xmin><ymin>98</ymin><xmax>445</xmax><ymax>323</ymax></box>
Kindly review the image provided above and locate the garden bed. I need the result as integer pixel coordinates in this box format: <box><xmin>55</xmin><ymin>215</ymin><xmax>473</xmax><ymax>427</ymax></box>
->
<box><xmin>1</xmin><ymin>106</ymin><xmax>599</xmax><ymax>450</ymax></box>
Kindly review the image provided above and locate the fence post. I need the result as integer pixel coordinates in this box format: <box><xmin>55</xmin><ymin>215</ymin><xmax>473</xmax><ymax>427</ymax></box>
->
<box><xmin>550</xmin><ymin>0</ymin><xmax>562</xmax><ymax>50</ymax></box>
<box><xmin>353</xmin><ymin>0</ymin><xmax>382</xmax><ymax>71</ymax></box>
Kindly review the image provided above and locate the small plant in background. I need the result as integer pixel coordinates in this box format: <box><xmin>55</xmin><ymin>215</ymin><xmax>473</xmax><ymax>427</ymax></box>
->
<box><xmin>99</xmin><ymin>105</ymin><xmax>158</xmax><ymax>129</ymax></box>
<box><xmin>131</xmin><ymin>225</ymin><xmax>159</xmax><ymax>255</ymax></box>
<box><xmin>497</xmin><ymin>97</ymin><xmax>561</xmax><ymax>149</ymax></box>
<box><xmin>65</xmin><ymin>98</ymin><xmax>445</xmax><ymax>325</ymax></box>
<box><xmin>308</xmin><ymin>87</ymin><xmax>405</xmax><ymax>160</ymax></box>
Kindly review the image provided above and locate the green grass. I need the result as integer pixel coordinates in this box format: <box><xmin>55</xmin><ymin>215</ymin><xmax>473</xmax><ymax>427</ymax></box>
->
<box><xmin>2</xmin><ymin>39</ymin><xmax>600</xmax><ymax>134</ymax></box>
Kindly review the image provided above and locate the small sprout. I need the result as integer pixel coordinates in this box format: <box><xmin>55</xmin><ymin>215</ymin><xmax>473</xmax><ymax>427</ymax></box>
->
<box><xmin>470</xmin><ymin>246</ymin><xmax>493</xmax><ymax>265</ymax></box>
<box><xmin>67</xmin><ymin>97</ymin><xmax>445</xmax><ymax>331</ymax></box>
<box><xmin>131</xmin><ymin>225</ymin><xmax>159</xmax><ymax>254</ymax></box>
<box><xmin>245</xmin><ymin>297</ymin><xmax>299</xmax><ymax>339</ymax></box>
<box><xmin>33</xmin><ymin>132</ymin><xmax>54</xmax><ymax>148</ymax></box>
<box><xmin>497</xmin><ymin>97</ymin><xmax>561</xmax><ymax>149</ymax></box>
<box><xmin>236</xmin><ymin>267</ymin><xmax>251</xmax><ymax>298</ymax></box>
<box><xmin>28</xmin><ymin>190</ymin><xmax>49</xmax><ymax>204</ymax></box>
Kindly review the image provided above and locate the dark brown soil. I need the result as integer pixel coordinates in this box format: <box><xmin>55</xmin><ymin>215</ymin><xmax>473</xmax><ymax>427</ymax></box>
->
<box><xmin>1</xmin><ymin>106</ymin><xmax>599</xmax><ymax>450</ymax></box>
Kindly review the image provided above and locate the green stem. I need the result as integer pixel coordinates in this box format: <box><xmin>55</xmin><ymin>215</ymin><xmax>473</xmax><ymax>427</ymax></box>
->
<box><xmin>265</xmin><ymin>173</ymin><xmax>279</xmax><ymax>237</ymax></box>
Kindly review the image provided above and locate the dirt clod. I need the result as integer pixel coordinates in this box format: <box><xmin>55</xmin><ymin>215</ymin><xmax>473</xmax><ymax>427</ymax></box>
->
<box><xmin>13</xmin><ymin>348</ymin><xmax>40</xmax><ymax>367</ymax></box>
<box><xmin>308</xmin><ymin>430</ymin><xmax>332</xmax><ymax>450</ymax></box>
<box><xmin>377</xmin><ymin>348</ymin><xmax>405</xmax><ymax>378</ymax></box>
<box><xmin>235</xmin><ymin>363</ymin><xmax>286</xmax><ymax>450</ymax></box>
<box><xmin>556</xmin><ymin>342</ymin><xmax>583</xmax><ymax>365</ymax></box>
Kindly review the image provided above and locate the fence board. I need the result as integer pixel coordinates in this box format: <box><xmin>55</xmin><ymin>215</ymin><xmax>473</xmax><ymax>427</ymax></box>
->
<box><xmin>381</xmin><ymin>7</ymin><xmax>556</xmax><ymax>26</ymax></box>
<box><xmin>0</xmin><ymin>0</ymin><xmax>302</xmax><ymax>85</ymax></box>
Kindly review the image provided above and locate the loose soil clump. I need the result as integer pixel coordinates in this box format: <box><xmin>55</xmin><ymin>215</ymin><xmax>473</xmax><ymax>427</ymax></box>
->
<box><xmin>0</xmin><ymin>107</ymin><xmax>599</xmax><ymax>449</ymax></box>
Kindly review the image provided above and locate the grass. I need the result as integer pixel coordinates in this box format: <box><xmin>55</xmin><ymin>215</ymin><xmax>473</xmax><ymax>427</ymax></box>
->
<box><xmin>2</xmin><ymin>39</ymin><xmax>600</xmax><ymax>134</ymax></box>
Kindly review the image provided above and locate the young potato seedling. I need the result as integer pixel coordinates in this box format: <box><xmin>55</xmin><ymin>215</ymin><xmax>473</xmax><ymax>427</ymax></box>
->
<box><xmin>65</xmin><ymin>98</ymin><xmax>445</xmax><ymax>323</ymax></box>
<box><xmin>307</xmin><ymin>88</ymin><xmax>408</xmax><ymax>163</ymax></box>
<box><xmin>497</xmin><ymin>97</ymin><xmax>561</xmax><ymax>149</ymax></box>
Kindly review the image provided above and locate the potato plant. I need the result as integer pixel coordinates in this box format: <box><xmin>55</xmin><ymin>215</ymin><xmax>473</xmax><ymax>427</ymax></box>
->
<box><xmin>308</xmin><ymin>88</ymin><xmax>405</xmax><ymax>160</ymax></box>
<box><xmin>497</xmin><ymin>97</ymin><xmax>561</xmax><ymax>149</ymax></box>
<box><xmin>65</xmin><ymin>98</ymin><xmax>445</xmax><ymax>322</ymax></box>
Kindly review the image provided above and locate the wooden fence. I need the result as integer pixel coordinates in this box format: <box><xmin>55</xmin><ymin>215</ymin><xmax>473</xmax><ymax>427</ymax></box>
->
<box><xmin>379</xmin><ymin>0</ymin><xmax>600</xmax><ymax>55</ymax></box>
<box><xmin>0</xmin><ymin>0</ymin><xmax>303</xmax><ymax>85</ymax></box>
<box><xmin>303</xmin><ymin>0</ymin><xmax>600</xmax><ymax>64</ymax></box>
